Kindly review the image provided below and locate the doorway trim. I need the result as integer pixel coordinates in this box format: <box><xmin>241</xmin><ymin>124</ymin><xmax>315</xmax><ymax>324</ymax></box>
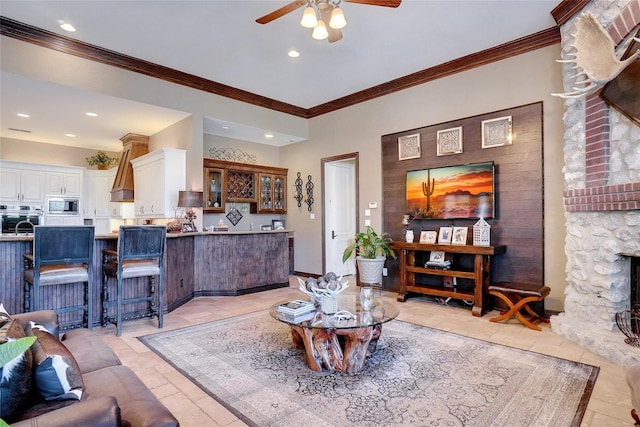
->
<box><xmin>321</xmin><ymin>152</ymin><xmax>359</xmax><ymax>274</ymax></box>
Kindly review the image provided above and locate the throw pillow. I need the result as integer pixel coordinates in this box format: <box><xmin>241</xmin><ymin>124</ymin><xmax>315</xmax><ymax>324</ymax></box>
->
<box><xmin>0</xmin><ymin>319</ymin><xmax>33</xmax><ymax>422</ymax></box>
<box><xmin>25</xmin><ymin>321</ymin><xmax>84</xmax><ymax>401</ymax></box>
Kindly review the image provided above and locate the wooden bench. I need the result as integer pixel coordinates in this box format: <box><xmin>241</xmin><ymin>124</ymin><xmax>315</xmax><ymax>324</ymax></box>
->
<box><xmin>488</xmin><ymin>282</ymin><xmax>550</xmax><ymax>331</ymax></box>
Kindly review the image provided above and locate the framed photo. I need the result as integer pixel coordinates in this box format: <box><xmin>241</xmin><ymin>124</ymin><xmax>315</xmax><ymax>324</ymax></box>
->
<box><xmin>272</xmin><ymin>219</ymin><xmax>286</xmax><ymax>230</ymax></box>
<box><xmin>260</xmin><ymin>224</ymin><xmax>273</xmax><ymax>231</ymax></box>
<box><xmin>181</xmin><ymin>223</ymin><xmax>194</xmax><ymax>233</ymax></box>
<box><xmin>482</xmin><ymin>116</ymin><xmax>512</xmax><ymax>148</ymax></box>
<box><xmin>436</xmin><ymin>127</ymin><xmax>463</xmax><ymax>156</ymax></box>
<box><xmin>398</xmin><ymin>133</ymin><xmax>421</xmax><ymax>160</ymax></box>
<box><xmin>452</xmin><ymin>226</ymin><xmax>468</xmax><ymax>245</ymax></box>
<box><xmin>438</xmin><ymin>226</ymin><xmax>453</xmax><ymax>244</ymax></box>
<box><xmin>420</xmin><ymin>230</ymin><xmax>437</xmax><ymax>244</ymax></box>
<box><xmin>429</xmin><ymin>251</ymin><xmax>445</xmax><ymax>262</ymax></box>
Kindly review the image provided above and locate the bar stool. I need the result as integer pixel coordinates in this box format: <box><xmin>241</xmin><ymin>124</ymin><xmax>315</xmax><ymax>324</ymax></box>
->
<box><xmin>23</xmin><ymin>225</ymin><xmax>95</xmax><ymax>329</ymax></box>
<box><xmin>101</xmin><ymin>225</ymin><xmax>166</xmax><ymax>336</ymax></box>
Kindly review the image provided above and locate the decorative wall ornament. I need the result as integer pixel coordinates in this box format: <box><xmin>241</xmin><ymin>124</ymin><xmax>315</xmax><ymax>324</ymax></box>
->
<box><xmin>552</xmin><ymin>12</ymin><xmax>640</xmax><ymax>99</ymax></box>
<box><xmin>226</xmin><ymin>205</ymin><xmax>243</xmax><ymax>226</ymax></box>
<box><xmin>398</xmin><ymin>133</ymin><xmax>421</xmax><ymax>160</ymax></box>
<box><xmin>294</xmin><ymin>172</ymin><xmax>304</xmax><ymax>208</ymax></box>
<box><xmin>305</xmin><ymin>175</ymin><xmax>314</xmax><ymax>212</ymax></box>
<box><xmin>208</xmin><ymin>147</ymin><xmax>257</xmax><ymax>164</ymax></box>
<box><xmin>436</xmin><ymin>127</ymin><xmax>463</xmax><ymax>156</ymax></box>
<box><xmin>482</xmin><ymin>116</ymin><xmax>513</xmax><ymax>148</ymax></box>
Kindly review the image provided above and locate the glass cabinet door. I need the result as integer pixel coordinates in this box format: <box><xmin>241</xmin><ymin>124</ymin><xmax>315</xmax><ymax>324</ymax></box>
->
<box><xmin>205</xmin><ymin>168</ymin><xmax>224</xmax><ymax>213</ymax></box>
<box><xmin>274</xmin><ymin>175</ymin><xmax>286</xmax><ymax>211</ymax></box>
<box><xmin>260</xmin><ymin>174</ymin><xmax>273</xmax><ymax>210</ymax></box>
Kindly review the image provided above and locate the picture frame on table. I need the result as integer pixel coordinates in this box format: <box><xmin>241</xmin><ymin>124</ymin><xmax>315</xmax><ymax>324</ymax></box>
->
<box><xmin>181</xmin><ymin>223</ymin><xmax>193</xmax><ymax>233</ymax></box>
<box><xmin>436</xmin><ymin>127</ymin><xmax>463</xmax><ymax>156</ymax></box>
<box><xmin>260</xmin><ymin>225</ymin><xmax>273</xmax><ymax>231</ymax></box>
<box><xmin>451</xmin><ymin>226</ymin><xmax>468</xmax><ymax>245</ymax></box>
<box><xmin>482</xmin><ymin>116</ymin><xmax>512</xmax><ymax>148</ymax></box>
<box><xmin>420</xmin><ymin>230</ymin><xmax>437</xmax><ymax>244</ymax></box>
<box><xmin>429</xmin><ymin>251</ymin><xmax>445</xmax><ymax>262</ymax></box>
<box><xmin>272</xmin><ymin>219</ymin><xmax>286</xmax><ymax>230</ymax></box>
<box><xmin>438</xmin><ymin>226</ymin><xmax>453</xmax><ymax>244</ymax></box>
<box><xmin>398</xmin><ymin>133</ymin><xmax>421</xmax><ymax>160</ymax></box>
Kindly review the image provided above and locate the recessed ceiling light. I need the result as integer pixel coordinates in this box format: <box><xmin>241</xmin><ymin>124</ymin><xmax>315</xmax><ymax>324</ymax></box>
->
<box><xmin>265</xmin><ymin>133</ymin><xmax>274</xmax><ymax>139</ymax></box>
<box><xmin>86</xmin><ymin>112</ymin><xmax>98</xmax><ymax>117</ymax></box>
<box><xmin>60</xmin><ymin>23</ymin><xmax>76</xmax><ymax>32</ymax></box>
<box><xmin>221</xmin><ymin>125</ymin><xmax>230</xmax><ymax>130</ymax></box>
<box><xmin>65</xmin><ymin>133</ymin><xmax>76</xmax><ymax>138</ymax></box>
<box><xmin>288</xmin><ymin>50</ymin><xmax>300</xmax><ymax>58</ymax></box>
<box><xmin>17</xmin><ymin>113</ymin><xmax>30</xmax><ymax>118</ymax></box>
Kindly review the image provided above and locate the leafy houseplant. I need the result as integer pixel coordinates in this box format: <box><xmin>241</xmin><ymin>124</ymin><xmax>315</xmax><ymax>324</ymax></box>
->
<box><xmin>86</xmin><ymin>150</ymin><xmax>119</xmax><ymax>169</ymax></box>
<box><xmin>342</xmin><ymin>226</ymin><xmax>396</xmax><ymax>285</ymax></box>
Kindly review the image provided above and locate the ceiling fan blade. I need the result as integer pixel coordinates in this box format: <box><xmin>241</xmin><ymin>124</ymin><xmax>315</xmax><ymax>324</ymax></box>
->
<box><xmin>256</xmin><ymin>1</ymin><xmax>305</xmax><ymax>24</ymax></box>
<box><xmin>344</xmin><ymin>0</ymin><xmax>401</xmax><ymax>7</ymax></box>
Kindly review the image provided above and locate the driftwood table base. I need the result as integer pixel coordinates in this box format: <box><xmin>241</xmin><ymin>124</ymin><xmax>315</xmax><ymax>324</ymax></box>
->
<box><xmin>289</xmin><ymin>324</ymin><xmax>382</xmax><ymax>374</ymax></box>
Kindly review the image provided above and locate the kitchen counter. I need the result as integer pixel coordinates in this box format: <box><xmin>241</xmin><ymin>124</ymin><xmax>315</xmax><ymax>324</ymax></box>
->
<box><xmin>0</xmin><ymin>229</ymin><xmax>293</xmax><ymax>326</ymax></box>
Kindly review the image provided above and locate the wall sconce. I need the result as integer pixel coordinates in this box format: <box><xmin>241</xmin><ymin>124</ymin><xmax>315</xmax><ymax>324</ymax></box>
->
<box><xmin>178</xmin><ymin>190</ymin><xmax>203</xmax><ymax>232</ymax></box>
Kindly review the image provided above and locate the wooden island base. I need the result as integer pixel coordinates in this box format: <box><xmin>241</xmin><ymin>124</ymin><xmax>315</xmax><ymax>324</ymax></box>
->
<box><xmin>288</xmin><ymin>324</ymin><xmax>382</xmax><ymax>374</ymax></box>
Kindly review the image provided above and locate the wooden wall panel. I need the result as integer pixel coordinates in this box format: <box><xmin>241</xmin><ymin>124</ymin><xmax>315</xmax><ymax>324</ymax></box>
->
<box><xmin>382</xmin><ymin>102</ymin><xmax>544</xmax><ymax>293</ymax></box>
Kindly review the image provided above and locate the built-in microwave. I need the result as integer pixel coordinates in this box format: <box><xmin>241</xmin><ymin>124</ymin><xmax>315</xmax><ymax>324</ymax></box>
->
<box><xmin>45</xmin><ymin>196</ymin><xmax>80</xmax><ymax>215</ymax></box>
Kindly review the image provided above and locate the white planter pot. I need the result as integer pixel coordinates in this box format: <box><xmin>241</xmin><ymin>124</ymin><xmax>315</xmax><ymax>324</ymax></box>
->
<box><xmin>356</xmin><ymin>255</ymin><xmax>386</xmax><ymax>284</ymax></box>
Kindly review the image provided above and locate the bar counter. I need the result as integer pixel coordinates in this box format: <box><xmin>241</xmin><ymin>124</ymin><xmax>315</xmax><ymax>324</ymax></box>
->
<box><xmin>0</xmin><ymin>230</ymin><xmax>292</xmax><ymax>326</ymax></box>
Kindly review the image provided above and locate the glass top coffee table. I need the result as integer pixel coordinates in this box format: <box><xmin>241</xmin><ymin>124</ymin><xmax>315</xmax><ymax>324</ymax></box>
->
<box><xmin>269</xmin><ymin>295</ymin><xmax>399</xmax><ymax>374</ymax></box>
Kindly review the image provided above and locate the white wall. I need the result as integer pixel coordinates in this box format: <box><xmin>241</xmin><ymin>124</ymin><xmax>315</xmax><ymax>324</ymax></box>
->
<box><xmin>1</xmin><ymin>35</ymin><xmax>567</xmax><ymax>310</ymax></box>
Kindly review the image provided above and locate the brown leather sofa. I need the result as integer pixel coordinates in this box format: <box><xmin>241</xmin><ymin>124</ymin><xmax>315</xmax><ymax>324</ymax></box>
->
<box><xmin>7</xmin><ymin>310</ymin><xmax>179</xmax><ymax>427</ymax></box>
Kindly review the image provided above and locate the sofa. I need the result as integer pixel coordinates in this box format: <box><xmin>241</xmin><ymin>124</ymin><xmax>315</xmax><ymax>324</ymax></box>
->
<box><xmin>0</xmin><ymin>309</ymin><xmax>179</xmax><ymax>427</ymax></box>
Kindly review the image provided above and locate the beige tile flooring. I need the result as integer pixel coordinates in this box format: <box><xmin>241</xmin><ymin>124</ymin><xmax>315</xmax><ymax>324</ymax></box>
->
<box><xmin>91</xmin><ymin>277</ymin><xmax>634</xmax><ymax>427</ymax></box>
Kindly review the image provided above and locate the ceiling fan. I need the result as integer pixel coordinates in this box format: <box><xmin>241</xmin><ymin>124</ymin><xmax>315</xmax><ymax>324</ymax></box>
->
<box><xmin>256</xmin><ymin>0</ymin><xmax>402</xmax><ymax>43</ymax></box>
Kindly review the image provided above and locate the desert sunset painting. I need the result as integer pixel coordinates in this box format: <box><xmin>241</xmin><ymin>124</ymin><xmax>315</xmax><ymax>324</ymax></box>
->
<box><xmin>406</xmin><ymin>162</ymin><xmax>494</xmax><ymax>219</ymax></box>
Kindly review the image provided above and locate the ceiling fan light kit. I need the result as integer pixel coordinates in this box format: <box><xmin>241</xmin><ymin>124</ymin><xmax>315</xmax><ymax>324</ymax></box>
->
<box><xmin>257</xmin><ymin>0</ymin><xmax>401</xmax><ymax>43</ymax></box>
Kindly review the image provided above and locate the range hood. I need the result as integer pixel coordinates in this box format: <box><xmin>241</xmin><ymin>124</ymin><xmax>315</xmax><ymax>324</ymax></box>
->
<box><xmin>110</xmin><ymin>133</ymin><xmax>149</xmax><ymax>202</ymax></box>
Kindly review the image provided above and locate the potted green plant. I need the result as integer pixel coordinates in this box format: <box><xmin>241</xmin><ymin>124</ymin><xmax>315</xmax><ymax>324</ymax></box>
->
<box><xmin>86</xmin><ymin>150</ymin><xmax>119</xmax><ymax>170</ymax></box>
<box><xmin>342</xmin><ymin>226</ymin><xmax>396</xmax><ymax>284</ymax></box>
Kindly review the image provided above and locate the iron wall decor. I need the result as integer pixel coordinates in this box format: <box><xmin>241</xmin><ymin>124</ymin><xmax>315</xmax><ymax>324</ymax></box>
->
<box><xmin>208</xmin><ymin>147</ymin><xmax>257</xmax><ymax>164</ymax></box>
<box><xmin>305</xmin><ymin>175</ymin><xmax>314</xmax><ymax>212</ymax></box>
<box><xmin>294</xmin><ymin>172</ymin><xmax>304</xmax><ymax>207</ymax></box>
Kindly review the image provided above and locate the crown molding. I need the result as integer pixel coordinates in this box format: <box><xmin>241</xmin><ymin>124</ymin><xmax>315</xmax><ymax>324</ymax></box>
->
<box><xmin>1</xmin><ymin>16</ymin><xmax>560</xmax><ymax>119</ymax></box>
<box><xmin>551</xmin><ymin>0</ymin><xmax>590</xmax><ymax>26</ymax></box>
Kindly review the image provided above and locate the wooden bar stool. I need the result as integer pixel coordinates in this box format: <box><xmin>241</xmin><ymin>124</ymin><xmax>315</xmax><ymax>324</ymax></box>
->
<box><xmin>101</xmin><ymin>225</ymin><xmax>166</xmax><ymax>336</ymax></box>
<box><xmin>23</xmin><ymin>225</ymin><xmax>95</xmax><ymax>329</ymax></box>
<box><xmin>488</xmin><ymin>282</ymin><xmax>550</xmax><ymax>331</ymax></box>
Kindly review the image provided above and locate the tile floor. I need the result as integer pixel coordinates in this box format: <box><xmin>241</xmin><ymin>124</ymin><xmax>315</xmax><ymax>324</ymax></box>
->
<box><xmin>91</xmin><ymin>277</ymin><xmax>634</xmax><ymax>427</ymax></box>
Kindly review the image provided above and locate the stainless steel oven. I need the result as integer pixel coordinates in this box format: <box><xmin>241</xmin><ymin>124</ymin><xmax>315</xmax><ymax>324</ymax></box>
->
<box><xmin>0</xmin><ymin>205</ymin><xmax>43</xmax><ymax>234</ymax></box>
<box><xmin>45</xmin><ymin>196</ymin><xmax>80</xmax><ymax>215</ymax></box>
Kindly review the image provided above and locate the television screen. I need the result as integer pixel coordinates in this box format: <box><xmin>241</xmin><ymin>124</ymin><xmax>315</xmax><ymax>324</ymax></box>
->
<box><xmin>406</xmin><ymin>161</ymin><xmax>495</xmax><ymax>219</ymax></box>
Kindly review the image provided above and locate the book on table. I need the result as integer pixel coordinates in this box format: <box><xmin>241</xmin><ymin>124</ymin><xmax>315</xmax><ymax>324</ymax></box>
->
<box><xmin>277</xmin><ymin>300</ymin><xmax>315</xmax><ymax>315</ymax></box>
<box><xmin>279</xmin><ymin>310</ymin><xmax>316</xmax><ymax>323</ymax></box>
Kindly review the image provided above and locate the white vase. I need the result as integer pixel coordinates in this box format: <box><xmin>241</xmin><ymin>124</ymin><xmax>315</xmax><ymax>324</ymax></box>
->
<box><xmin>357</xmin><ymin>256</ymin><xmax>385</xmax><ymax>284</ymax></box>
<box><xmin>405</xmin><ymin>229</ymin><xmax>414</xmax><ymax>243</ymax></box>
<box><xmin>360</xmin><ymin>285</ymin><xmax>374</xmax><ymax>311</ymax></box>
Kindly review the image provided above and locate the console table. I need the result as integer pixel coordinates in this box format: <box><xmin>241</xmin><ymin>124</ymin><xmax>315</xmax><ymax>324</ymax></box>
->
<box><xmin>391</xmin><ymin>242</ymin><xmax>506</xmax><ymax>317</ymax></box>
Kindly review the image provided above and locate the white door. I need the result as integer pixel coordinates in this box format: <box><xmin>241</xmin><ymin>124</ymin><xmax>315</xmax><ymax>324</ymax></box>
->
<box><xmin>323</xmin><ymin>157</ymin><xmax>357</xmax><ymax>276</ymax></box>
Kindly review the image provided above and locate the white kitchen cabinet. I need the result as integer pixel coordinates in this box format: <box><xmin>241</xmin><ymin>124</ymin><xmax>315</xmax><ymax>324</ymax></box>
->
<box><xmin>83</xmin><ymin>170</ymin><xmax>113</xmax><ymax>218</ymax></box>
<box><xmin>131</xmin><ymin>148</ymin><xmax>186</xmax><ymax>218</ymax></box>
<box><xmin>45</xmin><ymin>171</ymin><xmax>82</xmax><ymax>196</ymax></box>
<box><xmin>110</xmin><ymin>202</ymin><xmax>135</xmax><ymax>218</ymax></box>
<box><xmin>0</xmin><ymin>165</ymin><xmax>45</xmax><ymax>204</ymax></box>
<box><xmin>44</xmin><ymin>215</ymin><xmax>84</xmax><ymax>226</ymax></box>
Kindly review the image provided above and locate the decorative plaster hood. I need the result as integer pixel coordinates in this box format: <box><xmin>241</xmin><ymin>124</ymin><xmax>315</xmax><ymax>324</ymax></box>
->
<box><xmin>110</xmin><ymin>133</ymin><xmax>149</xmax><ymax>202</ymax></box>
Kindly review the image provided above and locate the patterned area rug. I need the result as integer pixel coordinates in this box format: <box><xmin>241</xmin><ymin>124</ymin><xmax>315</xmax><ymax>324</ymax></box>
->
<box><xmin>139</xmin><ymin>311</ymin><xmax>599</xmax><ymax>427</ymax></box>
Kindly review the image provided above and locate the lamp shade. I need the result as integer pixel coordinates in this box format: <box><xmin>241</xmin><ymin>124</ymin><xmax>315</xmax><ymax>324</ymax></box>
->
<box><xmin>178</xmin><ymin>191</ymin><xmax>203</xmax><ymax>208</ymax></box>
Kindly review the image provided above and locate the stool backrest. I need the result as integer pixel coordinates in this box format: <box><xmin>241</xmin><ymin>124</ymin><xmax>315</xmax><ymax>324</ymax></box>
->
<box><xmin>32</xmin><ymin>225</ymin><xmax>95</xmax><ymax>269</ymax></box>
<box><xmin>117</xmin><ymin>225</ymin><xmax>166</xmax><ymax>262</ymax></box>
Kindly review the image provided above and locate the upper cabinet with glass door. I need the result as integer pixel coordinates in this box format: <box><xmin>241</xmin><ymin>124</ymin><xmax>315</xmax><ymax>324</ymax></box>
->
<box><xmin>204</xmin><ymin>168</ymin><xmax>225</xmax><ymax>213</ymax></box>
<box><xmin>256</xmin><ymin>173</ymin><xmax>286</xmax><ymax>214</ymax></box>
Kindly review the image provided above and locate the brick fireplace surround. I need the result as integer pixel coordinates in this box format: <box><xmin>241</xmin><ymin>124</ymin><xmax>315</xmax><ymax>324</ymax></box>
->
<box><xmin>551</xmin><ymin>0</ymin><xmax>640</xmax><ymax>367</ymax></box>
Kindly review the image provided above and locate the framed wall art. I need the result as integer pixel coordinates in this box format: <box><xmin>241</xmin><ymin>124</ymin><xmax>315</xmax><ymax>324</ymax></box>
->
<box><xmin>398</xmin><ymin>133</ymin><xmax>421</xmax><ymax>160</ymax></box>
<box><xmin>438</xmin><ymin>226</ymin><xmax>453</xmax><ymax>244</ymax></box>
<box><xmin>436</xmin><ymin>127</ymin><xmax>463</xmax><ymax>156</ymax></box>
<box><xmin>482</xmin><ymin>116</ymin><xmax>512</xmax><ymax>148</ymax></box>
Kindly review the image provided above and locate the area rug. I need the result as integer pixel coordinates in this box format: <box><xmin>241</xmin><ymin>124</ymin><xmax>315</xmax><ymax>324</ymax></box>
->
<box><xmin>139</xmin><ymin>311</ymin><xmax>599</xmax><ymax>427</ymax></box>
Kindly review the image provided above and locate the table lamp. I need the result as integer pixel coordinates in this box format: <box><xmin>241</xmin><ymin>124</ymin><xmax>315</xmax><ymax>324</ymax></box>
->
<box><xmin>178</xmin><ymin>190</ymin><xmax>203</xmax><ymax>232</ymax></box>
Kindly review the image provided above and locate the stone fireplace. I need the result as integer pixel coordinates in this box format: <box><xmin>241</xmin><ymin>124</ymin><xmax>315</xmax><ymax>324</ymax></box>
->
<box><xmin>550</xmin><ymin>0</ymin><xmax>640</xmax><ymax>367</ymax></box>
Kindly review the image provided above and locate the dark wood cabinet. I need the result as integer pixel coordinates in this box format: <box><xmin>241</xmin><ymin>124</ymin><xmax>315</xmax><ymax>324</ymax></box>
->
<box><xmin>203</xmin><ymin>159</ymin><xmax>287</xmax><ymax>213</ymax></box>
<box><xmin>166</xmin><ymin>236</ymin><xmax>194</xmax><ymax>310</ymax></box>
